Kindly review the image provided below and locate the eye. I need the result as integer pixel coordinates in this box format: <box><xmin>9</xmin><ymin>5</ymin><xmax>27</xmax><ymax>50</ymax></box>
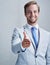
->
<box><xmin>34</xmin><ymin>11</ymin><xmax>37</xmax><ymax>13</ymax></box>
<box><xmin>26</xmin><ymin>10</ymin><xmax>31</xmax><ymax>14</ymax></box>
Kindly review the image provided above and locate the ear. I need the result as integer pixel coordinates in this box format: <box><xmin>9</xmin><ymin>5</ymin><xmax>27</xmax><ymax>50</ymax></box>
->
<box><xmin>24</xmin><ymin>13</ymin><xmax>27</xmax><ymax>18</ymax></box>
<box><xmin>24</xmin><ymin>13</ymin><xmax>26</xmax><ymax>16</ymax></box>
<box><xmin>38</xmin><ymin>12</ymin><xmax>40</xmax><ymax>17</ymax></box>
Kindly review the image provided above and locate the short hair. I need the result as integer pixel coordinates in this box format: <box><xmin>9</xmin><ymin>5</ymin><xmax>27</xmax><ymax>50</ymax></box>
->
<box><xmin>24</xmin><ymin>1</ymin><xmax>40</xmax><ymax>14</ymax></box>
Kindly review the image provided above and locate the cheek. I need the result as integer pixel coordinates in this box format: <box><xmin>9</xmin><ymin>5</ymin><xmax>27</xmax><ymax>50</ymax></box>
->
<box><xmin>25</xmin><ymin>14</ymin><xmax>30</xmax><ymax>18</ymax></box>
<box><xmin>35</xmin><ymin>14</ymin><xmax>39</xmax><ymax>18</ymax></box>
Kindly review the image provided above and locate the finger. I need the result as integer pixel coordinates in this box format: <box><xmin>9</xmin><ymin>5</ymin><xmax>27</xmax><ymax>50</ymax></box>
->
<box><xmin>23</xmin><ymin>32</ymin><xmax>27</xmax><ymax>39</ymax></box>
<box><xmin>24</xmin><ymin>43</ymin><xmax>30</xmax><ymax>48</ymax></box>
<box><xmin>24</xmin><ymin>39</ymin><xmax>30</xmax><ymax>42</ymax></box>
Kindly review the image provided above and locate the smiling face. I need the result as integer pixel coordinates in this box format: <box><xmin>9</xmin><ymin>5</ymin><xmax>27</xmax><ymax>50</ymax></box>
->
<box><xmin>25</xmin><ymin>4</ymin><xmax>40</xmax><ymax>26</ymax></box>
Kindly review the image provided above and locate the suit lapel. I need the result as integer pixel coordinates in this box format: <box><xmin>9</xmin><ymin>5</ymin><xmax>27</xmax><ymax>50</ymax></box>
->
<box><xmin>23</xmin><ymin>24</ymin><xmax>36</xmax><ymax>49</ymax></box>
<box><xmin>36</xmin><ymin>28</ymin><xmax>48</xmax><ymax>55</ymax></box>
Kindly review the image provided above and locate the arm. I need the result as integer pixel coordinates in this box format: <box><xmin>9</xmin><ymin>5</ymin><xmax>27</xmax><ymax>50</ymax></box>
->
<box><xmin>11</xmin><ymin>28</ymin><xmax>26</xmax><ymax>54</ymax></box>
<box><xmin>46</xmin><ymin>34</ymin><xmax>50</xmax><ymax>65</ymax></box>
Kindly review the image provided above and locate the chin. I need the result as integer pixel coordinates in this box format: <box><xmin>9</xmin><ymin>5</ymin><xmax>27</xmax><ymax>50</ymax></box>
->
<box><xmin>27</xmin><ymin>19</ymin><xmax>37</xmax><ymax>24</ymax></box>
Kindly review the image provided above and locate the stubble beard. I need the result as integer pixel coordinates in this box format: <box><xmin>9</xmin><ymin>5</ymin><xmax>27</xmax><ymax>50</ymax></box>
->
<box><xmin>27</xmin><ymin>19</ymin><xmax>37</xmax><ymax>26</ymax></box>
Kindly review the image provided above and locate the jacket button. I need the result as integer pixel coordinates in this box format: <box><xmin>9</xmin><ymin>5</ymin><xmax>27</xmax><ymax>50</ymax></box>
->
<box><xmin>17</xmin><ymin>51</ymin><xmax>20</xmax><ymax>53</ymax></box>
<box><xmin>35</xmin><ymin>55</ymin><xmax>37</xmax><ymax>58</ymax></box>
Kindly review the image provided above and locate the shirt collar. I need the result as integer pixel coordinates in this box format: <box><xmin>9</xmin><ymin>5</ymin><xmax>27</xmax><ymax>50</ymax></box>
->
<box><xmin>26</xmin><ymin>23</ymin><xmax>39</xmax><ymax>30</ymax></box>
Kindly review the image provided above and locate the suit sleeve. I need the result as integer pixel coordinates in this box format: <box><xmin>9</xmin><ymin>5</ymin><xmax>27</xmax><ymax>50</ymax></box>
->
<box><xmin>46</xmin><ymin>34</ymin><xmax>50</xmax><ymax>65</ymax></box>
<box><xmin>11</xmin><ymin>28</ymin><xmax>26</xmax><ymax>54</ymax></box>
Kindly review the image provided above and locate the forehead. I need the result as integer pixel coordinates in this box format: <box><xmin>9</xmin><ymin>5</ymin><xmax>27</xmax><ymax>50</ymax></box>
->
<box><xmin>26</xmin><ymin>4</ymin><xmax>38</xmax><ymax>11</ymax></box>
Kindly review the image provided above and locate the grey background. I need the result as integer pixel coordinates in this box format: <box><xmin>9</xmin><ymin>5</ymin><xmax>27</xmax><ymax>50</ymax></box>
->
<box><xmin>0</xmin><ymin>0</ymin><xmax>50</xmax><ymax>65</ymax></box>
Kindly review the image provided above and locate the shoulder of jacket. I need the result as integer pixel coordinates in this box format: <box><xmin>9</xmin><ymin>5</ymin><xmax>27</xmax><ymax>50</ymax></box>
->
<box><xmin>40</xmin><ymin>27</ymin><xmax>50</xmax><ymax>35</ymax></box>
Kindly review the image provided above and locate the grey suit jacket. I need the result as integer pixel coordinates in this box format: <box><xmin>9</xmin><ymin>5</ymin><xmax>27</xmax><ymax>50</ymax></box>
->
<box><xmin>11</xmin><ymin>24</ymin><xmax>50</xmax><ymax>65</ymax></box>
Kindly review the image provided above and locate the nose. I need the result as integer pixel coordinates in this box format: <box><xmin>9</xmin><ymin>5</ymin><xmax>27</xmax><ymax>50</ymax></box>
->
<box><xmin>31</xmin><ymin>12</ymin><xmax>34</xmax><ymax>17</ymax></box>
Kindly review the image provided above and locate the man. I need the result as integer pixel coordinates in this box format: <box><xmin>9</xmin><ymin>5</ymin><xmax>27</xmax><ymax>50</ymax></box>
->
<box><xmin>11</xmin><ymin>1</ymin><xmax>50</xmax><ymax>65</ymax></box>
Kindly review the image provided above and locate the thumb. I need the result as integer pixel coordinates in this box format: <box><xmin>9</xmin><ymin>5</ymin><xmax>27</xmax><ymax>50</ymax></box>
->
<box><xmin>23</xmin><ymin>32</ymin><xmax>27</xmax><ymax>39</ymax></box>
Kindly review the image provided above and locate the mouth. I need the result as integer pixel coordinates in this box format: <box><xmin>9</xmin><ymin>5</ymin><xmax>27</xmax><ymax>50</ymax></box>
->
<box><xmin>30</xmin><ymin>17</ymin><xmax>35</xmax><ymax>20</ymax></box>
